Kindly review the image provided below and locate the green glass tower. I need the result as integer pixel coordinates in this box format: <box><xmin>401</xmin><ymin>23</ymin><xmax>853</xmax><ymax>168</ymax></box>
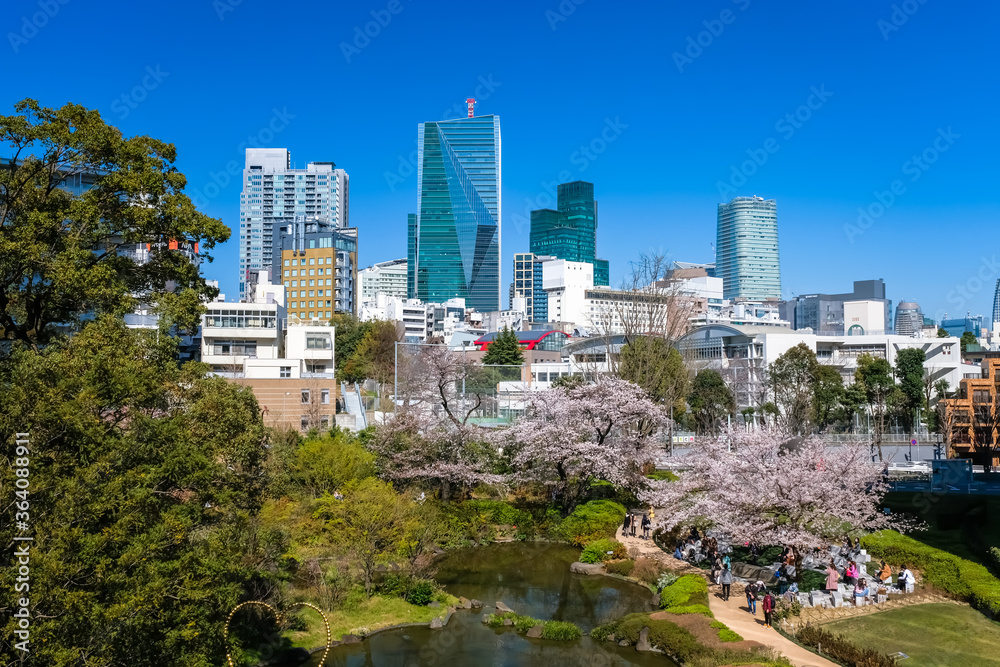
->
<box><xmin>529</xmin><ymin>180</ymin><xmax>609</xmax><ymax>286</ymax></box>
<box><xmin>407</xmin><ymin>115</ymin><xmax>501</xmax><ymax>311</ymax></box>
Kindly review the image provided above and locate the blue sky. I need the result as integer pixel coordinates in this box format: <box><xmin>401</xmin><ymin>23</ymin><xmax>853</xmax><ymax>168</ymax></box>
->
<box><xmin>3</xmin><ymin>0</ymin><xmax>997</xmax><ymax>322</ymax></box>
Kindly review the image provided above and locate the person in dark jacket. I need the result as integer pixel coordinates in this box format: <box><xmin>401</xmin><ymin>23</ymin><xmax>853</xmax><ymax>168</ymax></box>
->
<box><xmin>622</xmin><ymin>513</ymin><xmax>631</xmax><ymax>538</ymax></box>
<box><xmin>641</xmin><ymin>514</ymin><xmax>651</xmax><ymax>539</ymax></box>
<box><xmin>762</xmin><ymin>591</ymin><xmax>775</xmax><ymax>628</ymax></box>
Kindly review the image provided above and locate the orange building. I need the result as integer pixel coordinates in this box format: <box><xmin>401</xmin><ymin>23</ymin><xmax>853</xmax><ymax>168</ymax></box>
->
<box><xmin>940</xmin><ymin>357</ymin><xmax>1000</xmax><ymax>466</ymax></box>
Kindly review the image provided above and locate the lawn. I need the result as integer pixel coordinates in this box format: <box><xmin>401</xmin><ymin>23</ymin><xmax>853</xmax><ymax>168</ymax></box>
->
<box><xmin>284</xmin><ymin>593</ymin><xmax>459</xmax><ymax>648</ymax></box>
<box><xmin>881</xmin><ymin>492</ymin><xmax>1000</xmax><ymax>566</ymax></box>
<box><xmin>823</xmin><ymin>603</ymin><xmax>1000</xmax><ymax>666</ymax></box>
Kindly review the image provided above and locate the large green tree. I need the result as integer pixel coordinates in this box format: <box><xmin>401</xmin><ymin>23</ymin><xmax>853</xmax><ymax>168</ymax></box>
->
<box><xmin>894</xmin><ymin>347</ymin><xmax>927</xmax><ymax>433</ymax></box>
<box><xmin>855</xmin><ymin>353</ymin><xmax>896</xmax><ymax>460</ymax></box>
<box><xmin>768</xmin><ymin>343</ymin><xmax>821</xmax><ymax>434</ymax></box>
<box><xmin>687</xmin><ymin>369</ymin><xmax>735</xmax><ymax>434</ymax></box>
<box><xmin>482</xmin><ymin>326</ymin><xmax>524</xmax><ymax>366</ymax></box>
<box><xmin>0</xmin><ymin>99</ymin><xmax>228</xmax><ymax>346</ymax></box>
<box><xmin>0</xmin><ymin>317</ymin><xmax>282</xmax><ymax>666</ymax></box>
<box><xmin>813</xmin><ymin>364</ymin><xmax>846</xmax><ymax>431</ymax></box>
<box><xmin>619</xmin><ymin>335</ymin><xmax>689</xmax><ymax>417</ymax></box>
<box><xmin>961</xmin><ymin>331</ymin><xmax>978</xmax><ymax>352</ymax></box>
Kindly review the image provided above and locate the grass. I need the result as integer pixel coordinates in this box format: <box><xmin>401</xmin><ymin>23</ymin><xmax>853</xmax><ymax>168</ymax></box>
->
<box><xmin>284</xmin><ymin>593</ymin><xmax>459</xmax><ymax>648</ymax></box>
<box><xmin>882</xmin><ymin>492</ymin><xmax>1000</xmax><ymax>567</ymax></box>
<box><xmin>823</xmin><ymin>602</ymin><xmax>1000</xmax><ymax>666</ymax></box>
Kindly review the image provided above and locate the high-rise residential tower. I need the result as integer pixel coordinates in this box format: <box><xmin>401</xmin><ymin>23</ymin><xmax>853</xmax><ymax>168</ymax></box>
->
<box><xmin>894</xmin><ymin>301</ymin><xmax>923</xmax><ymax>336</ymax></box>
<box><xmin>716</xmin><ymin>196</ymin><xmax>781</xmax><ymax>300</ymax></box>
<box><xmin>512</xmin><ymin>252</ymin><xmax>556</xmax><ymax>322</ymax></box>
<box><xmin>407</xmin><ymin>114</ymin><xmax>501</xmax><ymax>312</ymax></box>
<box><xmin>239</xmin><ymin>149</ymin><xmax>349</xmax><ymax>299</ymax></box>
<box><xmin>529</xmin><ymin>181</ymin><xmax>609</xmax><ymax>287</ymax></box>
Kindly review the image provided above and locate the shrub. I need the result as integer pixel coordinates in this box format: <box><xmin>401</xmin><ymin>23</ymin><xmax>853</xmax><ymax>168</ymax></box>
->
<box><xmin>404</xmin><ymin>580</ymin><xmax>436</xmax><ymax>606</ymax></box>
<box><xmin>797</xmin><ymin>625</ymin><xmax>896</xmax><ymax>667</ymax></box>
<box><xmin>863</xmin><ymin>530</ymin><xmax>1000</xmax><ymax>617</ymax></box>
<box><xmin>466</xmin><ymin>500</ymin><xmax>534</xmax><ymax>538</ymax></box>
<box><xmin>580</xmin><ymin>538</ymin><xmax>627</xmax><ymax>564</ymax></box>
<box><xmin>541</xmin><ymin>620</ymin><xmax>582</xmax><ymax>640</ymax></box>
<box><xmin>771</xmin><ymin>598</ymin><xmax>801</xmax><ymax>622</ymax></box>
<box><xmin>605</xmin><ymin>559</ymin><xmax>635</xmax><ymax>576</ymax></box>
<box><xmin>656</xmin><ymin>571</ymin><xmax>680</xmax><ymax>591</ymax></box>
<box><xmin>717</xmin><ymin>628</ymin><xmax>743</xmax><ymax>642</ymax></box>
<box><xmin>659</xmin><ymin>574</ymin><xmax>709</xmax><ymax>609</ymax></box>
<box><xmin>630</xmin><ymin>557</ymin><xmax>662</xmax><ymax>585</ymax></box>
<box><xmin>559</xmin><ymin>500</ymin><xmax>627</xmax><ymax>546</ymax></box>
<box><xmin>662</xmin><ymin>604</ymin><xmax>713</xmax><ymax>618</ymax></box>
<box><xmin>710</xmin><ymin>620</ymin><xmax>726</xmax><ymax>630</ymax></box>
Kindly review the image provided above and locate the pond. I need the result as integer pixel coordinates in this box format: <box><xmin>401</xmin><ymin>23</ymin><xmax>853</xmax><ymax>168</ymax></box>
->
<box><xmin>309</xmin><ymin>542</ymin><xmax>676</xmax><ymax>666</ymax></box>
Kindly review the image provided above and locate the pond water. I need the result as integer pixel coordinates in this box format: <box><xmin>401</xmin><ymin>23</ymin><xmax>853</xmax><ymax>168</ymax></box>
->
<box><xmin>309</xmin><ymin>542</ymin><xmax>676</xmax><ymax>666</ymax></box>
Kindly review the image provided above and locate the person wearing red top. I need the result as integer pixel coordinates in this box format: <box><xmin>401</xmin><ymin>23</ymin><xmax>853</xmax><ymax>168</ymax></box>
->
<box><xmin>762</xmin><ymin>592</ymin><xmax>775</xmax><ymax>628</ymax></box>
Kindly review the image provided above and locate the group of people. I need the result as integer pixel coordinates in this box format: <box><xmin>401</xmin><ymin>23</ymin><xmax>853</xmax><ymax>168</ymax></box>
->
<box><xmin>672</xmin><ymin>527</ymin><xmax>719</xmax><ymax>565</ymax></box>
<box><xmin>825</xmin><ymin>558</ymin><xmax>916</xmax><ymax>604</ymax></box>
<box><xmin>742</xmin><ymin>580</ymin><xmax>777</xmax><ymax>628</ymax></box>
<box><xmin>622</xmin><ymin>512</ymin><xmax>652</xmax><ymax>540</ymax></box>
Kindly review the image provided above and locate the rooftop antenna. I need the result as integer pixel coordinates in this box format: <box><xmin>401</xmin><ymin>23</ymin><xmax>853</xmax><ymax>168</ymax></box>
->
<box><xmin>466</xmin><ymin>98</ymin><xmax>476</xmax><ymax>118</ymax></box>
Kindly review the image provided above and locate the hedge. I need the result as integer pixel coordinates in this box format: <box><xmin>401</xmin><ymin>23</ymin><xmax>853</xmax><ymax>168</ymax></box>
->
<box><xmin>580</xmin><ymin>538</ymin><xmax>627</xmax><ymax>564</ymax></box>
<box><xmin>659</xmin><ymin>574</ymin><xmax>709</xmax><ymax>609</ymax></box>
<box><xmin>862</xmin><ymin>530</ymin><xmax>1000</xmax><ymax>617</ymax></box>
<box><xmin>559</xmin><ymin>500</ymin><xmax>627</xmax><ymax>546</ymax></box>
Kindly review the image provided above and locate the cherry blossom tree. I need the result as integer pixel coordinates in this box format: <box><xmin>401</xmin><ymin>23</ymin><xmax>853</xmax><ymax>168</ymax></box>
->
<box><xmin>497</xmin><ymin>377</ymin><xmax>669</xmax><ymax>513</ymax></box>
<box><xmin>643</xmin><ymin>428</ymin><xmax>909</xmax><ymax>578</ymax></box>
<box><xmin>369</xmin><ymin>344</ymin><xmax>503</xmax><ymax>501</ymax></box>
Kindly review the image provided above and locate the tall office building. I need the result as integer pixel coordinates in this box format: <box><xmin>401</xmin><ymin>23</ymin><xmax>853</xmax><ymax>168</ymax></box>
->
<box><xmin>360</xmin><ymin>258</ymin><xmax>408</xmax><ymax>301</ymax></box>
<box><xmin>894</xmin><ymin>301</ymin><xmax>923</xmax><ymax>336</ymax></box>
<box><xmin>716</xmin><ymin>196</ymin><xmax>781</xmax><ymax>300</ymax></box>
<box><xmin>239</xmin><ymin>149</ymin><xmax>349</xmax><ymax>299</ymax></box>
<box><xmin>780</xmin><ymin>279</ymin><xmax>891</xmax><ymax>334</ymax></box>
<box><xmin>271</xmin><ymin>217</ymin><xmax>358</xmax><ymax>320</ymax></box>
<box><xmin>512</xmin><ymin>253</ymin><xmax>556</xmax><ymax>322</ymax></box>
<box><xmin>993</xmin><ymin>279</ymin><xmax>1000</xmax><ymax>327</ymax></box>
<box><xmin>407</xmin><ymin>114</ymin><xmax>501</xmax><ymax>312</ymax></box>
<box><xmin>529</xmin><ymin>181</ymin><xmax>609</xmax><ymax>287</ymax></box>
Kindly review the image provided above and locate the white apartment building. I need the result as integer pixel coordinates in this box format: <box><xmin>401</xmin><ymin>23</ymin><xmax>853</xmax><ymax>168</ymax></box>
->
<box><xmin>359</xmin><ymin>258</ymin><xmax>407</xmax><ymax>304</ymax></box>
<box><xmin>239</xmin><ymin>148</ymin><xmax>349</xmax><ymax>299</ymax></box>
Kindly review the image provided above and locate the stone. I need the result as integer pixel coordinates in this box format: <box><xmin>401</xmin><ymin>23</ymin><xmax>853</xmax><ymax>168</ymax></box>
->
<box><xmin>470</xmin><ymin>599</ymin><xmax>483</xmax><ymax>609</ymax></box>
<box><xmin>607</xmin><ymin>634</ymin><xmax>616</xmax><ymax>642</ymax></box>
<box><xmin>429</xmin><ymin>617</ymin><xmax>443</xmax><ymax>629</ymax></box>
<box><xmin>340</xmin><ymin>634</ymin><xmax>361</xmax><ymax>645</ymax></box>
<box><xmin>831</xmin><ymin>591</ymin><xmax>844</xmax><ymax>608</ymax></box>
<box><xmin>731</xmin><ymin>562</ymin><xmax>778</xmax><ymax>584</ymax></box>
<box><xmin>798</xmin><ymin>592</ymin><xmax>812</xmax><ymax>607</ymax></box>
<box><xmin>570</xmin><ymin>561</ymin><xmax>606</xmax><ymax>575</ymax></box>
<box><xmin>809</xmin><ymin>590</ymin><xmax>828</xmax><ymax>608</ymax></box>
<box><xmin>527</xmin><ymin>625</ymin><xmax>543</xmax><ymax>638</ymax></box>
<box><xmin>619</xmin><ymin>639</ymin><xmax>631</xmax><ymax>647</ymax></box>
<box><xmin>502</xmin><ymin>618</ymin><xmax>513</xmax><ymax>626</ymax></box>
<box><xmin>428</xmin><ymin>601</ymin><xmax>441</xmax><ymax>608</ymax></box>
<box><xmin>459</xmin><ymin>596</ymin><xmax>472</xmax><ymax>609</ymax></box>
<box><xmin>636</xmin><ymin>627</ymin><xmax>653</xmax><ymax>652</ymax></box>
<box><xmin>496</xmin><ymin>601</ymin><xmax>514</xmax><ymax>614</ymax></box>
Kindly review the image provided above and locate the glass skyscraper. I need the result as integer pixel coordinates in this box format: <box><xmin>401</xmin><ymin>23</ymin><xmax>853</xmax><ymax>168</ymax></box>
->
<box><xmin>716</xmin><ymin>196</ymin><xmax>780</xmax><ymax>300</ymax></box>
<box><xmin>993</xmin><ymin>279</ymin><xmax>1000</xmax><ymax>327</ymax></box>
<box><xmin>407</xmin><ymin>115</ymin><xmax>501</xmax><ymax>312</ymax></box>
<box><xmin>529</xmin><ymin>180</ymin><xmax>609</xmax><ymax>287</ymax></box>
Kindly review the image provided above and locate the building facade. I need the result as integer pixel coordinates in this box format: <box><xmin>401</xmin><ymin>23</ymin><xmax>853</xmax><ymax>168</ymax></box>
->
<box><xmin>271</xmin><ymin>217</ymin><xmax>358</xmax><ymax>321</ymax></box>
<box><xmin>408</xmin><ymin>114</ymin><xmax>501</xmax><ymax>312</ymax></box>
<box><xmin>781</xmin><ymin>279</ymin><xmax>891</xmax><ymax>335</ymax></box>
<box><xmin>529</xmin><ymin>180</ymin><xmax>610</xmax><ymax>287</ymax></box>
<box><xmin>359</xmin><ymin>258</ymin><xmax>408</xmax><ymax>303</ymax></box>
<box><xmin>239</xmin><ymin>149</ymin><xmax>349</xmax><ymax>299</ymax></box>
<box><xmin>894</xmin><ymin>301</ymin><xmax>923</xmax><ymax>336</ymax></box>
<box><xmin>512</xmin><ymin>252</ymin><xmax>555</xmax><ymax>323</ymax></box>
<box><xmin>716</xmin><ymin>196</ymin><xmax>780</xmax><ymax>300</ymax></box>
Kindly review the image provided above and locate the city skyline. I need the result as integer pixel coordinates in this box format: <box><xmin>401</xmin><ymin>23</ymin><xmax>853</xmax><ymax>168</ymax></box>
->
<box><xmin>3</xmin><ymin>0</ymin><xmax>998</xmax><ymax>321</ymax></box>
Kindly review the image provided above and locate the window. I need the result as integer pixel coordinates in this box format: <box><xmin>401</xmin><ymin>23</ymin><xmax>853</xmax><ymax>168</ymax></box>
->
<box><xmin>284</xmin><ymin>270</ymin><xmax>289</xmax><ymax>277</ymax></box>
<box><xmin>321</xmin><ymin>389</ymin><xmax>330</xmax><ymax>404</ymax></box>
<box><xmin>284</xmin><ymin>259</ymin><xmax>289</xmax><ymax>266</ymax></box>
<box><xmin>320</xmin><ymin>415</ymin><xmax>330</xmax><ymax>429</ymax></box>
<box><xmin>307</xmin><ymin>334</ymin><xmax>332</xmax><ymax>349</ymax></box>
<box><xmin>300</xmin><ymin>416</ymin><xmax>309</xmax><ymax>431</ymax></box>
<box><xmin>309</xmin><ymin>258</ymin><xmax>315</xmax><ymax>265</ymax></box>
<box><xmin>309</xmin><ymin>269</ymin><xmax>315</xmax><ymax>276</ymax></box>
<box><xmin>301</xmin><ymin>389</ymin><xmax>310</xmax><ymax>404</ymax></box>
<box><xmin>280</xmin><ymin>366</ymin><xmax>291</xmax><ymax>378</ymax></box>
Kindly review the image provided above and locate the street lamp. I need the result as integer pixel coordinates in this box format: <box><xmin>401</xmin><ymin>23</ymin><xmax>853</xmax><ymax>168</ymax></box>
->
<box><xmin>284</xmin><ymin>391</ymin><xmax>290</xmax><ymax>429</ymax></box>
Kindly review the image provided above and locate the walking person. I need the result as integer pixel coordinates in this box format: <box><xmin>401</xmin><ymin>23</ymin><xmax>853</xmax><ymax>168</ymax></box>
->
<box><xmin>826</xmin><ymin>559</ymin><xmax>840</xmax><ymax>592</ymax></box>
<box><xmin>630</xmin><ymin>514</ymin><xmax>637</xmax><ymax>537</ymax></box>
<box><xmin>711</xmin><ymin>554</ymin><xmax>723</xmax><ymax>584</ymax></box>
<box><xmin>745</xmin><ymin>580</ymin><xmax>759</xmax><ymax>615</ymax></box>
<box><xmin>719</xmin><ymin>564</ymin><xmax>733</xmax><ymax>601</ymax></box>
<box><xmin>762</xmin><ymin>591</ymin><xmax>775</xmax><ymax>628</ymax></box>
<box><xmin>641</xmin><ymin>513</ymin><xmax>651</xmax><ymax>540</ymax></box>
<box><xmin>622</xmin><ymin>513</ymin><xmax>631</xmax><ymax>539</ymax></box>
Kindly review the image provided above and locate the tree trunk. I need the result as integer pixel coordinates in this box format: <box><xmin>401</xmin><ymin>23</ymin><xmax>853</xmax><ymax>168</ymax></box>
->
<box><xmin>440</xmin><ymin>478</ymin><xmax>451</xmax><ymax>503</ymax></box>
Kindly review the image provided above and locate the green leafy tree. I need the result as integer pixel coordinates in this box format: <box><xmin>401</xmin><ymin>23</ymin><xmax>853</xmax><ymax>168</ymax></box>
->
<box><xmin>293</xmin><ymin>428</ymin><xmax>376</xmax><ymax>498</ymax></box>
<box><xmin>813</xmin><ymin>364</ymin><xmax>846</xmax><ymax>431</ymax></box>
<box><xmin>339</xmin><ymin>319</ymin><xmax>403</xmax><ymax>386</ymax></box>
<box><xmin>0</xmin><ymin>99</ymin><xmax>228</xmax><ymax>346</ymax></box>
<box><xmin>331</xmin><ymin>313</ymin><xmax>372</xmax><ymax>372</ymax></box>
<box><xmin>0</xmin><ymin>317</ymin><xmax>281</xmax><ymax>666</ymax></box>
<box><xmin>768</xmin><ymin>343</ymin><xmax>821</xmax><ymax>434</ymax></box>
<box><xmin>482</xmin><ymin>326</ymin><xmax>524</xmax><ymax>366</ymax></box>
<box><xmin>314</xmin><ymin>477</ymin><xmax>412</xmax><ymax>597</ymax></box>
<box><xmin>894</xmin><ymin>348</ymin><xmax>927</xmax><ymax>433</ymax></box>
<box><xmin>961</xmin><ymin>331</ymin><xmax>978</xmax><ymax>352</ymax></box>
<box><xmin>937</xmin><ymin>327</ymin><xmax>948</xmax><ymax>338</ymax></box>
<box><xmin>619</xmin><ymin>336</ymin><xmax>689</xmax><ymax>418</ymax></box>
<box><xmin>687</xmin><ymin>369</ymin><xmax>735</xmax><ymax>434</ymax></box>
<box><xmin>552</xmin><ymin>374</ymin><xmax>586</xmax><ymax>390</ymax></box>
<box><xmin>855</xmin><ymin>354</ymin><xmax>895</xmax><ymax>460</ymax></box>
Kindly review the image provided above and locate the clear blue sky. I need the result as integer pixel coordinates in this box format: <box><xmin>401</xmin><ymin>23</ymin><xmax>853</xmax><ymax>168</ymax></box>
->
<box><xmin>3</xmin><ymin>0</ymin><xmax>997</xmax><ymax>322</ymax></box>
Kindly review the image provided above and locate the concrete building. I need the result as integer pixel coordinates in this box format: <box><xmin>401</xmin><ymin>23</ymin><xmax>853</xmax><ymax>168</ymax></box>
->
<box><xmin>511</xmin><ymin>252</ymin><xmax>556</xmax><ymax>323</ymax></box>
<box><xmin>359</xmin><ymin>259</ymin><xmax>408</xmax><ymax>303</ymax></box>
<box><xmin>239</xmin><ymin>149</ymin><xmax>349</xmax><ymax>299</ymax></box>
<box><xmin>844</xmin><ymin>300</ymin><xmax>889</xmax><ymax>336</ymax></box>
<box><xmin>271</xmin><ymin>216</ymin><xmax>358</xmax><ymax>320</ymax></box>
<box><xmin>895</xmin><ymin>301</ymin><xmax>924</xmax><ymax>336</ymax></box>
<box><xmin>780</xmin><ymin>279</ymin><xmax>891</xmax><ymax>335</ymax></box>
<box><xmin>716</xmin><ymin>196</ymin><xmax>780</xmax><ymax>300</ymax></box>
